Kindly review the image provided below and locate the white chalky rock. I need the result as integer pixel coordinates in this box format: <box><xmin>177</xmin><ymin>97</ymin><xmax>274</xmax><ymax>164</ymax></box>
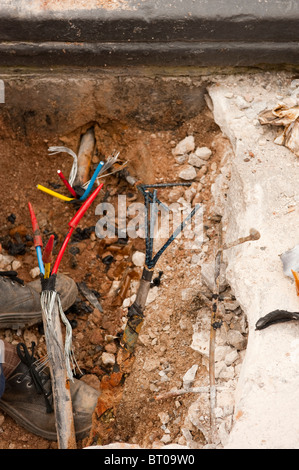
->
<box><xmin>188</xmin><ymin>153</ymin><xmax>206</xmax><ymax>168</ymax></box>
<box><xmin>101</xmin><ymin>352</ymin><xmax>115</xmax><ymax>366</ymax></box>
<box><xmin>178</xmin><ymin>165</ymin><xmax>197</xmax><ymax>181</ymax></box>
<box><xmin>132</xmin><ymin>251</ymin><xmax>145</xmax><ymax>267</ymax></box>
<box><xmin>195</xmin><ymin>146</ymin><xmax>212</xmax><ymax>160</ymax></box>
<box><xmin>172</xmin><ymin>136</ymin><xmax>195</xmax><ymax>155</ymax></box>
<box><xmin>12</xmin><ymin>260</ymin><xmax>22</xmax><ymax>271</ymax></box>
<box><xmin>30</xmin><ymin>267</ymin><xmax>40</xmax><ymax>279</ymax></box>
<box><xmin>183</xmin><ymin>364</ymin><xmax>198</xmax><ymax>388</ymax></box>
<box><xmin>0</xmin><ymin>254</ymin><xmax>14</xmax><ymax>269</ymax></box>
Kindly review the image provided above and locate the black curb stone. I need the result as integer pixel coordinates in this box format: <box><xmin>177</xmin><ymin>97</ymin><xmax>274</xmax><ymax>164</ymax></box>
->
<box><xmin>0</xmin><ymin>0</ymin><xmax>298</xmax><ymax>67</ymax></box>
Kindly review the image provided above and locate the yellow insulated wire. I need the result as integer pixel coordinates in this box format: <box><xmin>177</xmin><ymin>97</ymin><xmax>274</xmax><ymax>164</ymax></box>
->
<box><xmin>37</xmin><ymin>184</ymin><xmax>75</xmax><ymax>202</ymax></box>
<box><xmin>44</xmin><ymin>263</ymin><xmax>51</xmax><ymax>279</ymax></box>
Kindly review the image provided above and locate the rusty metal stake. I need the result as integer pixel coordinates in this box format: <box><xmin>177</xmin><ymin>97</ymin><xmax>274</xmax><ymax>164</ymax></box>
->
<box><xmin>222</xmin><ymin>228</ymin><xmax>260</xmax><ymax>251</ymax></box>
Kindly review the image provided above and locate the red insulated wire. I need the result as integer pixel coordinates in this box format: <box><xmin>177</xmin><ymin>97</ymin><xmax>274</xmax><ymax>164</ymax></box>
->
<box><xmin>28</xmin><ymin>202</ymin><xmax>43</xmax><ymax>248</ymax></box>
<box><xmin>68</xmin><ymin>183</ymin><xmax>104</xmax><ymax>229</ymax></box>
<box><xmin>57</xmin><ymin>170</ymin><xmax>78</xmax><ymax>199</ymax></box>
<box><xmin>51</xmin><ymin>228</ymin><xmax>74</xmax><ymax>275</ymax></box>
<box><xmin>51</xmin><ymin>183</ymin><xmax>104</xmax><ymax>275</ymax></box>
<box><xmin>42</xmin><ymin>234</ymin><xmax>55</xmax><ymax>264</ymax></box>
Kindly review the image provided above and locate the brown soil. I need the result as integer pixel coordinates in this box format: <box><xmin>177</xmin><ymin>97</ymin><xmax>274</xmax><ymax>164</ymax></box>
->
<box><xmin>0</xmin><ymin>105</ymin><xmax>233</xmax><ymax>449</ymax></box>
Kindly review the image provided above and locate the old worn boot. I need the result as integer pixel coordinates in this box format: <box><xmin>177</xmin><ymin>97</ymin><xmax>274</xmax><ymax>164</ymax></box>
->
<box><xmin>0</xmin><ymin>342</ymin><xmax>100</xmax><ymax>441</ymax></box>
<box><xmin>0</xmin><ymin>271</ymin><xmax>78</xmax><ymax>329</ymax></box>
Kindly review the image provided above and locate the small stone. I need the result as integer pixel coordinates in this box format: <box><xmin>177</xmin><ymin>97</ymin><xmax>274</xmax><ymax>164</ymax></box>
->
<box><xmin>89</xmin><ymin>330</ymin><xmax>104</xmax><ymax>345</ymax></box>
<box><xmin>183</xmin><ymin>364</ymin><xmax>198</xmax><ymax>388</ymax></box>
<box><xmin>146</xmin><ymin>286</ymin><xmax>159</xmax><ymax>305</ymax></box>
<box><xmin>179</xmin><ymin>165</ymin><xmax>197</xmax><ymax>181</ymax></box>
<box><xmin>210</xmin><ymin>162</ymin><xmax>217</xmax><ymax>172</ymax></box>
<box><xmin>0</xmin><ymin>413</ymin><xmax>4</xmax><ymax>427</ymax></box>
<box><xmin>161</xmin><ymin>434</ymin><xmax>171</xmax><ymax>444</ymax></box>
<box><xmin>143</xmin><ymin>357</ymin><xmax>160</xmax><ymax>372</ymax></box>
<box><xmin>215</xmin><ymin>345</ymin><xmax>233</xmax><ymax>363</ymax></box>
<box><xmin>0</xmin><ymin>254</ymin><xmax>14</xmax><ymax>269</ymax></box>
<box><xmin>101</xmin><ymin>352</ymin><xmax>115</xmax><ymax>366</ymax></box>
<box><xmin>201</xmin><ymin>262</ymin><xmax>228</xmax><ymax>293</ymax></box>
<box><xmin>235</xmin><ymin>95</ymin><xmax>250</xmax><ymax>110</ymax></box>
<box><xmin>195</xmin><ymin>146</ymin><xmax>212</xmax><ymax>160</ymax></box>
<box><xmin>132</xmin><ymin>251</ymin><xmax>145</xmax><ymax>267</ymax></box>
<box><xmin>12</xmin><ymin>260</ymin><xmax>22</xmax><ymax>271</ymax></box>
<box><xmin>181</xmin><ymin>288</ymin><xmax>193</xmax><ymax>302</ymax></box>
<box><xmin>223</xmin><ymin>300</ymin><xmax>240</xmax><ymax>311</ymax></box>
<box><xmin>225</xmin><ymin>349</ymin><xmax>239</xmax><ymax>366</ymax></box>
<box><xmin>226</xmin><ymin>330</ymin><xmax>247</xmax><ymax>350</ymax></box>
<box><xmin>215</xmin><ymin>361</ymin><xmax>235</xmax><ymax>380</ymax></box>
<box><xmin>172</xmin><ymin>136</ymin><xmax>195</xmax><ymax>156</ymax></box>
<box><xmin>122</xmin><ymin>297</ymin><xmax>131</xmax><ymax>308</ymax></box>
<box><xmin>188</xmin><ymin>153</ymin><xmax>206</xmax><ymax>168</ymax></box>
<box><xmin>168</xmin><ymin>186</ymin><xmax>185</xmax><ymax>203</ymax></box>
<box><xmin>158</xmin><ymin>411</ymin><xmax>170</xmax><ymax>425</ymax></box>
<box><xmin>105</xmin><ymin>342</ymin><xmax>117</xmax><ymax>354</ymax></box>
<box><xmin>30</xmin><ymin>267</ymin><xmax>41</xmax><ymax>279</ymax></box>
<box><xmin>174</xmin><ymin>154</ymin><xmax>187</xmax><ymax>164</ymax></box>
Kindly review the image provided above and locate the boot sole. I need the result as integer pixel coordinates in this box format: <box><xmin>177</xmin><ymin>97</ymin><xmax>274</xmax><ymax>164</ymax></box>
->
<box><xmin>0</xmin><ymin>399</ymin><xmax>92</xmax><ymax>441</ymax></box>
<box><xmin>0</xmin><ymin>312</ymin><xmax>42</xmax><ymax>330</ymax></box>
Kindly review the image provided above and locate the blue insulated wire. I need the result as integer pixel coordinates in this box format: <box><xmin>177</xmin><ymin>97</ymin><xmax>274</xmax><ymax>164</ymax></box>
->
<box><xmin>36</xmin><ymin>245</ymin><xmax>45</xmax><ymax>275</ymax></box>
<box><xmin>79</xmin><ymin>161</ymin><xmax>104</xmax><ymax>201</ymax></box>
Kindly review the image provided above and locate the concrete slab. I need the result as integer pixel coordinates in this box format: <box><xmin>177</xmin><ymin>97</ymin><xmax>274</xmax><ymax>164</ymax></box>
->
<box><xmin>0</xmin><ymin>0</ymin><xmax>298</xmax><ymax>67</ymax></box>
<box><xmin>207</xmin><ymin>71</ymin><xmax>299</xmax><ymax>448</ymax></box>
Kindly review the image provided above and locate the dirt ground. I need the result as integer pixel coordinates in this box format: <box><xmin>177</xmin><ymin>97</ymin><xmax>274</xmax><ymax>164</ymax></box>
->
<box><xmin>0</xmin><ymin>102</ymin><xmax>244</xmax><ymax>449</ymax></box>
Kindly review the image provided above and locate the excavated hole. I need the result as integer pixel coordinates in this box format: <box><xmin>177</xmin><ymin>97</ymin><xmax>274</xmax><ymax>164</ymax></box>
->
<box><xmin>0</xmin><ymin>73</ymin><xmax>247</xmax><ymax>449</ymax></box>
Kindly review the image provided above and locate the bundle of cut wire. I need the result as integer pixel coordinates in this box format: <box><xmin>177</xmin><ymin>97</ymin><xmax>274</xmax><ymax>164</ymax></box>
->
<box><xmin>48</xmin><ymin>146</ymin><xmax>78</xmax><ymax>188</ymax></box>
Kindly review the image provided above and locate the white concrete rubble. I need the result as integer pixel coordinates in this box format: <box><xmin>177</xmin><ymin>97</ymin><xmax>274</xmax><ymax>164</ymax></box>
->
<box><xmin>208</xmin><ymin>72</ymin><xmax>299</xmax><ymax>449</ymax></box>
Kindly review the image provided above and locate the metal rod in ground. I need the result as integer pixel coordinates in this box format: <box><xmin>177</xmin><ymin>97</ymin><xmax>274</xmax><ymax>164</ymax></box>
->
<box><xmin>148</xmin><ymin>204</ymin><xmax>201</xmax><ymax>269</ymax></box>
<box><xmin>209</xmin><ymin>220</ymin><xmax>223</xmax><ymax>444</ymax></box>
<box><xmin>137</xmin><ymin>184</ymin><xmax>169</xmax><ymax>212</ymax></box>
<box><xmin>141</xmin><ymin>182</ymin><xmax>192</xmax><ymax>189</ymax></box>
<box><xmin>41</xmin><ymin>290</ymin><xmax>77</xmax><ymax>449</ymax></box>
<box><xmin>148</xmin><ymin>189</ymin><xmax>157</xmax><ymax>261</ymax></box>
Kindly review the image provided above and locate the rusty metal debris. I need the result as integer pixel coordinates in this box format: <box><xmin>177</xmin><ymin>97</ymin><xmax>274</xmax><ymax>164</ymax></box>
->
<box><xmin>222</xmin><ymin>228</ymin><xmax>260</xmax><ymax>251</ymax></box>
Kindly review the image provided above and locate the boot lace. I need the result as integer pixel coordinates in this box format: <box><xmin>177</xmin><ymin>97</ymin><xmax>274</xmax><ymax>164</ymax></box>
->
<box><xmin>16</xmin><ymin>342</ymin><xmax>53</xmax><ymax>413</ymax></box>
<box><xmin>0</xmin><ymin>271</ymin><xmax>25</xmax><ymax>286</ymax></box>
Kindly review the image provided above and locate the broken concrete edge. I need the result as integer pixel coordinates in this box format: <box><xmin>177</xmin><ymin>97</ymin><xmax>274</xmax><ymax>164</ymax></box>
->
<box><xmin>206</xmin><ymin>74</ymin><xmax>299</xmax><ymax>448</ymax></box>
<box><xmin>0</xmin><ymin>0</ymin><xmax>298</xmax><ymax>67</ymax></box>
